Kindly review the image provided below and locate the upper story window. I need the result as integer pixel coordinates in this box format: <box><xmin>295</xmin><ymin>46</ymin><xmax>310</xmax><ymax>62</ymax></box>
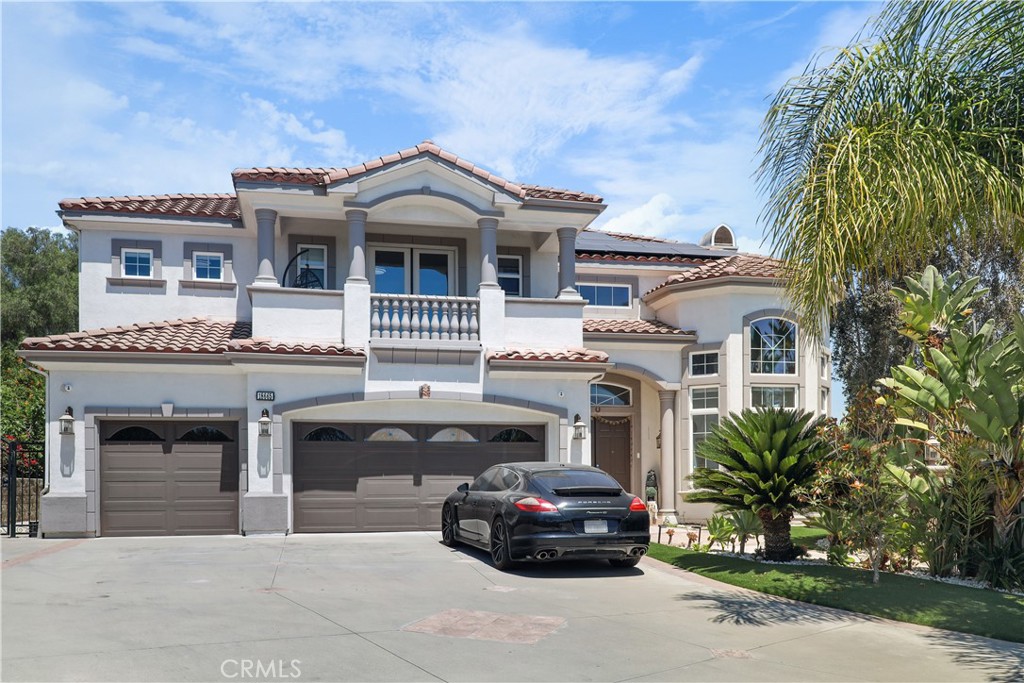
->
<box><xmin>691</xmin><ymin>387</ymin><xmax>720</xmax><ymax>470</ymax></box>
<box><xmin>591</xmin><ymin>383</ymin><xmax>631</xmax><ymax>406</ymax></box>
<box><xmin>498</xmin><ymin>256</ymin><xmax>523</xmax><ymax>297</ymax></box>
<box><xmin>122</xmin><ymin>249</ymin><xmax>153</xmax><ymax>278</ymax></box>
<box><xmin>193</xmin><ymin>252</ymin><xmax>223</xmax><ymax>281</ymax></box>
<box><xmin>578</xmin><ymin>283</ymin><xmax>630</xmax><ymax>307</ymax></box>
<box><xmin>751</xmin><ymin>386</ymin><xmax>797</xmax><ymax>409</ymax></box>
<box><xmin>750</xmin><ymin>318</ymin><xmax>797</xmax><ymax>374</ymax></box>
<box><xmin>690</xmin><ymin>351</ymin><xmax>718</xmax><ymax>376</ymax></box>
<box><xmin>371</xmin><ymin>246</ymin><xmax>455</xmax><ymax>296</ymax></box>
<box><xmin>297</xmin><ymin>245</ymin><xmax>327</xmax><ymax>289</ymax></box>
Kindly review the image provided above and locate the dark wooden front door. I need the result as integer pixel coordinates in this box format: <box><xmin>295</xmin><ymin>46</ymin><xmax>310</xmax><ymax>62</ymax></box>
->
<box><xmin>592</xmin><ymin>417</ymin><xmax>632</xmax><ymax>491</ymax></box>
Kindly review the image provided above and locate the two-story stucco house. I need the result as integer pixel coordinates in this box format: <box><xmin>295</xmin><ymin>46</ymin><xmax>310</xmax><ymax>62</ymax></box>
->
<box><xmin>20</xmin><ymin>141</ymin><xmax>830</xmax><ymax>538</ymax></box>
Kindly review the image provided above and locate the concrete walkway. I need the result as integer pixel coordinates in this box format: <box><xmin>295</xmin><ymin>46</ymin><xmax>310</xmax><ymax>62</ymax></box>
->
<box><xmin>2</xmin><ymin>533</ymin><xmax>1021</xmax><ymax>682</ymax></box>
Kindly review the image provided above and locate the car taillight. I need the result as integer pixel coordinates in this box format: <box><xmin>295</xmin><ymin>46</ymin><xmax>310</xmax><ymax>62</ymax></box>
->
<box><xmin>514</xmin><ymin>497</ymin><xmax>558</xmax><ymax>512</ymax></box>
<box><xmin>629</xmin><ymin>497</ymin><xmax>647</xmax><ymax>512</ymax></box>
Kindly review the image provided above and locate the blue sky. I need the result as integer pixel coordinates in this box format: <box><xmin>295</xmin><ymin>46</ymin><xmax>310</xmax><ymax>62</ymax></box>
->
<box><xmin>2</xmin><ymin>1</ymin><xmax>880</xmax><ymax>413</ymax></box>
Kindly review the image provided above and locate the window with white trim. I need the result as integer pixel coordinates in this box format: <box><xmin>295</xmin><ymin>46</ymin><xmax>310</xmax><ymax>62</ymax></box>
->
<box><xmin>690</xmin><ymin>351</ymin><xmax>718</xmax><ymax>376</ymax></box>
<box><xmin>750</xmin><ymin>318</ymin><xmax>797</xmax><ymax>374</ymax></box>
<box><xmin>820</xmin><ymin>353</ymin><xmax>829</xmax><ymax>380</ymax></box>
<box><xmin>578</xmin><ymin>283</ymin><xmax>630</xmax><ymax>307</ymax></box>
<box><xmin>297</xmin><ymin>244</ymin><xmax>328</xmax><ymax>289</ymax></box>
<box><xmin>821</xmin><ymin>388</ymin><xmax>830</xmax><ymax>414</ymax></box>
<box><xmin>193</xmin><ymin>252</ymin><xmax>223</xmax><ymax>281</ymax></box>
<box><xmin>122</xmin><ymin>248</ymin><xmax>153</xmax><ymax>278</ymax></box>
<box><xmin>691</xmin><ymin>387</ymin><xmax>720</xmax><ymax>470</ymax></box>
<box><xmin>591</xmin><ymin>383</ymin><xmax>631</xmax><ymax>406</ymax></box>
<box><xmin>751</xmin><ymin>386</ymin><xmax>798</xmax><ymax>409</ymax></box>
<box><xmin>497</xmin><ymin>255</ymin><xmax>523</xmax><ymax>297</ymax></box>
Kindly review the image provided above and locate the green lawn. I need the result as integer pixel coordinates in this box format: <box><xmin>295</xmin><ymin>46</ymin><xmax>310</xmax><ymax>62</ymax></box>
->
<box><xmin>647</xmin><ymin>544</ymin><xmax>1024</xmax><ymax>643</ymax></box>
<box><xmin>790</xmin><ymin>525</ymin><xmax>828</xmax><ymax>548</ymax></box>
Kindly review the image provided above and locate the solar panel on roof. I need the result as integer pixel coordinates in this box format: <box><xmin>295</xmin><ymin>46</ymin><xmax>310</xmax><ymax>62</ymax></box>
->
<box><xmin>576</xmin><ymin>230</ymin><xmax>734</xmax><ymax>258</ymax></box>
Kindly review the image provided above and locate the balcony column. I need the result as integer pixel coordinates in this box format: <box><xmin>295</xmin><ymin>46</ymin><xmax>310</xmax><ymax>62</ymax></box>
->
<box><xmin>478</xmin><ymin>217</ymin><xmax>500</xmax><ymax>290</ymax></box>
<box><xmin>556</xmin><ymin>227</ymin><xmax>580</xmax><ymax>299</ymax></box>
<box><xmin>659</xmin><ymin>389</ymin><xmax>679</xmax><ymax>524</ymax></box>
<box><xmin>254</xmin><ymin>208</ymin><xmax>279</xmax><ymax>286</ymax></box>
<box><xmin>346</xmin><ymin>209</ymin><xmax>368</xmax><ymax>283</ymax></box>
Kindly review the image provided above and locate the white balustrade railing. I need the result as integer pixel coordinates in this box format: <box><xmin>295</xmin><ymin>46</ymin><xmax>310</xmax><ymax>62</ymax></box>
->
<box><xmin>370</xmin><ymin>294</ymin><xmax>480</xmax><ymax>341</ymax></box>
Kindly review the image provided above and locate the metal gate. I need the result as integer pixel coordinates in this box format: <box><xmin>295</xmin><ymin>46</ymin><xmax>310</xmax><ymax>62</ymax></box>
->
<box><xmin>2</xmin><ymin>440</ymin><xmax>45</xmax><ymax>537</ymax></box>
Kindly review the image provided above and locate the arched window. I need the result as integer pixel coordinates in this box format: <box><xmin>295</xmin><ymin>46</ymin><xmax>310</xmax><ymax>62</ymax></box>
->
<box><xmin>427</xmin><ymin>427</ymin><xmax>478</xmax><ymax>443</ymax></box>
<box><xmin>750</xmin><ymin>318</ymin><xmax>797</xmax><ymax>374</ymax></box>
<box><xmin>107</xmin><ymin>426</ymin><xmax>163</xmax><ymax>442</ymax></box>
<box><xmin>712</xmin><ymin>225</ymin><xmax>735</xmax><ymax>248</ymax></box>
<box><xmin>489</xmin><ymin>428</ymin><xmax>537</xmax><ymax>443</ymax></box>
<box><xmin>365</xmin><ymin>427</ymin><xmax>416</xmax><ymax>442</ymax></box>
<box><xmin>590</xmin><ymin>383</ymin><xmax>631</xmax><ymax>406</ymax></box>
<box><xmin>178</xmin><ymin>426</ymin><xmax>233</xmax><ymax>442</ymax></box>
<box><xmin>303</xmin><ymin>427</ymin><xmax>354</xmax><ymax>442</ymax></box>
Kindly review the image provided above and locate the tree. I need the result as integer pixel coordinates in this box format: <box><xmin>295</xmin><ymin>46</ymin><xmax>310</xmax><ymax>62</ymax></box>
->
<box><xmin>1</xmin><ymin>227</ymin><xmax>79</xmax><ymax>344</ymax></box>
<box><xmin>758</xmin><ymin>0</ymin><xmax>1024</xmax><ymax>332</ymax></box>
<box><xmin>688</xmin><ymin>408</ymin><xmax>828</xmax><ymax>561</ymax></box>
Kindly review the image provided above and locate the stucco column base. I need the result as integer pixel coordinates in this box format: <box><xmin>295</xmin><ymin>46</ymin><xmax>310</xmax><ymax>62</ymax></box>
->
<box><xmin>242</xmin><ymin>493</ymin><xmax>289</xmax><ymax>535</ymax></box>
<box><xmin>252</xmin><ymin>275</ymin><xmax>280</xmax><ymax>287</ymax></box>
<box><xmin>343</xmin><ymin>280</ymin><xmax>371</xmax><ymax>348</ymax></box>
<box><xmin>557</xmin><ymin>288</ymin><xmax>583</xmax><ymax>300</ymax></box>
<box><xmin>40</xmin><ymin>492</ymin><xmax>89</xmax><ymax>538</ymax></box>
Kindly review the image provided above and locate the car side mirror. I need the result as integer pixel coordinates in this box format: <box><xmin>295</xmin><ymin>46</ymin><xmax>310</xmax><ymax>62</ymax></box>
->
<box><xmin>457</xmin><ymin>482</ymin><xmax>469</xmax><ymax>493</ymax></box>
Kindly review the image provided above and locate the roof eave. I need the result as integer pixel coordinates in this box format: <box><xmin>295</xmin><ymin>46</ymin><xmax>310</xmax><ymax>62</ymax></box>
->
<box><xmin>583</xmin><ymin>332</ymin><xmax>697</xmax><ymax>343</ymax></box>
<box><xmin>644</xmin><ymin>275</ymin><xmax>783</xmax><ymax>305</ymax></box>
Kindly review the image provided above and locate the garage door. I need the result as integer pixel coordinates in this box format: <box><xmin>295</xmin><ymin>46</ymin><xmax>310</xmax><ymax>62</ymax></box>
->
<box><xmin>100</xmin><ymin>421</ymin><xmax>239</xmax><ymax>536</ymax></box>
<box><xmin>293</xmin><ymin>423</ymin><xmax>545</xmax><ymax>532</ymax></box>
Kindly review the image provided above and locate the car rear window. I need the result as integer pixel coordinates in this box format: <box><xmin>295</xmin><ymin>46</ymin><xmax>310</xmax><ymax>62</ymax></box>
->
<box><xmin>531</xmin><ymin>470</ymin><xmax>622</xmax><ymax>489</ymax></box>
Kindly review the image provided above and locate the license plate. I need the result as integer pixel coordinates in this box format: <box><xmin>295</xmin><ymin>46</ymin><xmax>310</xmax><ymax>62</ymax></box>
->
<box><xmin>584</xmin><ymin>519</ymin><xmax>608</xmax><ymax>534</ymax></box>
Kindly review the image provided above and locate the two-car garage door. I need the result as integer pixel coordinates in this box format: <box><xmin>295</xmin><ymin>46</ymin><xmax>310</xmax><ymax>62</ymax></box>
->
<box><xmin>292</xmin><ymin>422</ymin><xmax>545</xmax><ymax>533</ymax></box>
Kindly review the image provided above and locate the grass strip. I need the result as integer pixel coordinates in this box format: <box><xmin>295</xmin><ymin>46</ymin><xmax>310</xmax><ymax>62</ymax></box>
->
<box><xmin>647</xmin><ymin>543</ymin><xmax>1024</xmax><ymax>643</ymax></box>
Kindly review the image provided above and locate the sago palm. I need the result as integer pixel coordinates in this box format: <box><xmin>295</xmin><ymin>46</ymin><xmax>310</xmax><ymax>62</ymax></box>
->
<box><xmin>758</xmin><ymin>0</ymin><xmax>1024</xmax><ymax>333</ymax></box>
<box><xmin>689</xmin><ymin>409</ymin><xmax>828</xmax><ymax>561</ymax></box>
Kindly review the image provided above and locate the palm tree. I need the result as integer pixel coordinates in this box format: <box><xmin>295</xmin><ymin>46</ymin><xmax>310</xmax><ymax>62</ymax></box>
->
<box><xmin>689</xmin><ymin>409</ymin><xmax>828</xmax><ymax>561</ymax></box>
<box><xmin>757</xmin><ymin>0</ymin><xmax>1024</xmax><ymax>333</ymax></box>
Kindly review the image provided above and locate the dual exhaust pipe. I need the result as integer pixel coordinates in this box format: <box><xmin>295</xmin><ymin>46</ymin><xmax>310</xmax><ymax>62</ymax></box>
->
<box><xmin>630</xmin><ymin>547</ymin><xmax>647</xmax><ymax>558</ymax></box>
<box><xmin>534</xmin><ymin>550</ymin><xmax>558</xmax><ymax>561</ymax></box>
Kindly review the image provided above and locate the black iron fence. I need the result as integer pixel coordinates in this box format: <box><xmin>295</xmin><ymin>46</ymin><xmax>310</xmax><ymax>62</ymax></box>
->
<box><xmin>2</xmin><ymin>439</ymin><xmax>45</xmax><ymax>537</ymax></box>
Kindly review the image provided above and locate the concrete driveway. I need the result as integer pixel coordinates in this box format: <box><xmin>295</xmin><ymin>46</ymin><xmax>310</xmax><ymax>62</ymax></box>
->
<box><xmin>2</xmin><ymin>533</ymin><xmax>1021</xmax><ymax>682</ymax></box>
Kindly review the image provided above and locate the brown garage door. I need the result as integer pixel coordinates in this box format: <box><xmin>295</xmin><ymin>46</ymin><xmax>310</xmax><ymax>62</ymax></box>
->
<box><xmin>293</xmin><ymin>423</ymin><xmax>545</xmax><ymax>532</ymax></box>
<box><xmin>100</xmin><ymin>421</ymin><xmax>239</xmax><ymax>536</ymax></box>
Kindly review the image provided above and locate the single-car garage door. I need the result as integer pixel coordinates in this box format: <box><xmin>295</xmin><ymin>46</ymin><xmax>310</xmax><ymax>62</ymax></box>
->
<box><xmin>293</xmin><ymin>423</ymin><xmax>545</xmax><ymax>532</ymax></box>
<box><xmin>100</xmin><ymin>421</ymin><xmax>239</xmax><ymax>536</ymax></box>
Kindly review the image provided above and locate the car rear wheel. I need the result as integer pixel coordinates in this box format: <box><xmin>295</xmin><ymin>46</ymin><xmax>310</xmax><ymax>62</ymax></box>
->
<box><xmin>490</xmin><ymin>518</ymin><xmax>515</xmax><ymax>570</ymax></box>
<box><xmin>441</xmin><ymin>504</ymin><xmax>457</xmax><ymax>547</ymax></box>
<box><xmin>608</xmin><ymin>556</ymin><xmax>641</xmax><ymax>568</ymax></box>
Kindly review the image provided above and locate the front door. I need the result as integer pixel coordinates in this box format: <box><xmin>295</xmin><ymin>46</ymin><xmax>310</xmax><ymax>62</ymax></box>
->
<box><xmin>592</xmin><ymin>417</ymin><xmax>632</xmax><ymax>492</ymax></box>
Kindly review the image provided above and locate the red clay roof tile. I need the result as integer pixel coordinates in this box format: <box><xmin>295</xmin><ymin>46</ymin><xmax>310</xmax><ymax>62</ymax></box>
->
<box><xmin>59</xmin><ymin>194</ymin><xmax>240</xmax><ymax>220</ymax></box>
<box><xmin>645</xmin><ymin>254</ymin><xmax>783</xmax><ymax>296</ymax></box>
<box><xmin>487</xmin><ymin>347</ymin><xmax>610</xmax><ymax>363</ymax></box>
<box><xmin>583</xmin><ymin>319</ymin><xmax>694</xmax><ymax>336</ymax></box>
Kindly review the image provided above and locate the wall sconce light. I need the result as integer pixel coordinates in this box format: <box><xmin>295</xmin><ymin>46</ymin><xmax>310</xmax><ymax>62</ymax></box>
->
<box><xmin>656</xmin><ymin>431</ymin><xmax>662</xmax><ymax>449</ymax></box>
<box><xmin>572</xmin><ymin>413</ymin><xmax>587</xmax><ymax>441</ymax></box>
<box><xmin>258</xmin><ymin>409</ymin><xmax>272</xmax><ymax>437</ymax></box>
<box><xmin>59</xmin><ymin>407</ymin><xmax>75</xmax><ymax>436</ymax></box>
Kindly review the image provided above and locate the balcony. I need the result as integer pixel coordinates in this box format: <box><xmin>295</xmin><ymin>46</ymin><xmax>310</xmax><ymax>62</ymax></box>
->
<box><xmin>370</xmin><ymin>294</ymin><xmax>479</xmax><ymax>341</ymax></box>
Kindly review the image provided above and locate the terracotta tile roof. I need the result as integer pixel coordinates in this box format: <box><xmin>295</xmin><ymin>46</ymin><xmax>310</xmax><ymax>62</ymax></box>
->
<box><xmin>583</xmin><ymin>319</ymin><xmax>694</xmax><ymax>336</ymax></box>
<box><xmin>20</xmin><ymin>318</ymin><xmax>364</xmax><ymax>358</ymax></box>
<box><xmin>576</xmin><ymin>253</ymin><xmax>716</xmax><ymax>265</ymax></box>
<box><xmin>487</xmin><ymin>347</ymin><xmax>610</xmax><ymax>363</ymax></box>
<box><xmin>645</xmin><ymin>254</ymin><xmax>783</xmax><ymax>295</ymax></box>
<box><xmin>59</xmin><ymin>194</ymin><xmax>240</xmax><ymax>220</ymax></box>
<box><xmin>233</xmin><ymin>141</ymin><xmax>603</xmax><ymax>204</ymax></box>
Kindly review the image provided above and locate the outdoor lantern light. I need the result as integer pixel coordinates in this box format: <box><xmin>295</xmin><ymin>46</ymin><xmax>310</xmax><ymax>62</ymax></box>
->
<box><xmin>572</xmin><ymin>413</ymin><xmax>587</xmax><ymax>441</ymax></box>
<box><xmin>258</xmin><ymin>409</ymin><xmax>272</xmax><ymax>437</ymax></box>
<box><xmin>59</xmin><ymin>407</ymin><xmax>75</xmax><ymax>436</ymax></box>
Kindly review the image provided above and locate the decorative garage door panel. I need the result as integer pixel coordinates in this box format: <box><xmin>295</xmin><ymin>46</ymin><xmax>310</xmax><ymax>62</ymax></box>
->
<box><xmin>292</xmin><ymin>423</ymin><xmax>545</xmax><ymax>533</ymax></box>
<box><xmin>100</xmin><ymin>421</ymin><xmax>239</xmax><ymax>537</ymax></box>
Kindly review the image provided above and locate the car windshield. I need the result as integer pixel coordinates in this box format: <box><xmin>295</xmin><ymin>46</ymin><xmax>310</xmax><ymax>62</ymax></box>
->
<box><xmin>531</xmin><ymin>469</ymin><xmax>621</xmax><ymax>490</ymax></box>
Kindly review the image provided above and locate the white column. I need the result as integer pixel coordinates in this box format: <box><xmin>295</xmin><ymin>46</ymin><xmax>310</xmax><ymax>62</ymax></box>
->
<box><xmin>254</xmin><ymin>208</ymin><xmax>279</xmax><ymax>286</ymax></box>
<box><xmin>659</xmin><ymin>389</ymin><xmax>678</xmax><ymax>523</ymax></box>
<box><xmin>478</xmin><ymin>217</ymin><xmax>499</xmax><ymax>290</ymax></box>
<box><xmin>346</xmin><ymin>209</ymin><xmax>368</xmax><ymax>282</ymax></box>
<box><xmin>556</xmin><ymin>227</ymin><xmax>580</xmax><ymax>298</ymax></box>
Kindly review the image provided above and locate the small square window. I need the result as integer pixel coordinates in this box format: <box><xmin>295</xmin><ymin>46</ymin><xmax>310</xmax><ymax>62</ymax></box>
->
<box><xmin>193</xmin><ymin>252</ymin><xmax>223</xmax><ymax>281</ymax></box>
<box><xmin>691</xmin><ymin>352</ymin><xmax>719</xmax><ymax>376</ymax></box>
<box><xmin>122</xmin><ymin>249</ymin><xmax>153</xmax><ymax>278</ymax></box>
<box><xmin>498</xmin><ymin>256</ymin><xmax>522</xmax><ymax>297</ymax></box>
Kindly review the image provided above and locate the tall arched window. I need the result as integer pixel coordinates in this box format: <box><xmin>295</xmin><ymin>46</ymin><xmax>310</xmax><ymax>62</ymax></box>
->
<box><xmin>750</xmin><ymin>318</ymin><xmax>797</xmax><ymax>374</ymax></box>
<box><xmin>590</xmin><ymin>383</ymin><xmax>631</xmax><ymax>406</ymax></box>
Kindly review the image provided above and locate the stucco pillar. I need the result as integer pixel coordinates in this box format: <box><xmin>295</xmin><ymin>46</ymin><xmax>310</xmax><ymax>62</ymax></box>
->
<box><xmin>659</xmin><ymin>389</ymin><xmax>679</xmax><ymax>524</ymax></box>
<box><xmin>478</xmin><ymin>217</ymin><xmax>500</xmax><ymax>290</ymax></box>
<box><xmin>254</xmin><ymin>208</ymin><xmax>279</xmax><ymax>286</ymax></box>
<box><xmin>346</xmin><ymin>209</ymin><xmax>368</xmax><ymax>282</ymax></box>
<box><xmin>556</xmin><ymin>227</ymin><xmax>580</xmax><ymax>298</ymax></box>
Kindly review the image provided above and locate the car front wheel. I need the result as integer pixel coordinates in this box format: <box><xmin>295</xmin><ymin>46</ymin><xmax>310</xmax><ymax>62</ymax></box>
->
<box><xmin>441</xmin><ymin>504</ymin><xmax>457</xmax><ymax>547</ymax></box>
<box><xmin>490</xmin><ymin>518</ymin><xmax>515</xmax><ymax>570</ymax></box>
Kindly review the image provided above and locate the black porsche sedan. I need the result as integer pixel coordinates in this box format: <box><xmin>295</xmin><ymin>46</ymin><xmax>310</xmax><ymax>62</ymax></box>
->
<box><xmin>440</xmin><ymin>462</ymin><xmax>651</xmax><ymax>570</ymax></box>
